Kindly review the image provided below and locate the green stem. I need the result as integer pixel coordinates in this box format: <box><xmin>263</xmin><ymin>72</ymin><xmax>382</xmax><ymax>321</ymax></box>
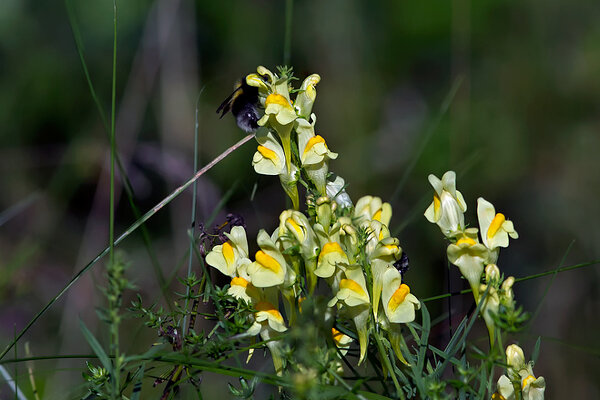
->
<box><xmin>421</xmin><ymin>259</ymin><xmax>599</xmax><ymax>303</ymax></box>
<box><xmin>109</xmin><ymin>1</ymin><xmax>117</xmax><ymax>267</ymax></box>
<box><xmin>183</xmin><ymin>92</ymin><xmax>203</xmax><ymax>332</ymax></box>
<box><xmin>109</xmin><ymin>1</ymin><xmax>119</xmax><ymax>397</ymax></box>
<box><xmin>373</xmin><ymin>329</ymin><xmax>404</xmax><ymax>399</ymax></box>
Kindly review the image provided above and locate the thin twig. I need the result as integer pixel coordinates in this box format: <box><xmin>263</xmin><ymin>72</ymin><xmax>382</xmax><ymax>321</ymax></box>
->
<box><xmin>0</xmin><ymin>134</ymin><xmax>255</xmax><ymax>362</ymax></box>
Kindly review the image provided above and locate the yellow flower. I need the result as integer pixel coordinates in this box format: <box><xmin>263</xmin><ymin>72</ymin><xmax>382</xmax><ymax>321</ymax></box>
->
<box><xmin>446</xmin><ymin>229</ymin><xmax>490</xmax><ymax>301</ymax></box>
<box><xmin>331</xmin><ymin>327</ymin><xmax>353</xmax><ymax>356</ymax></box>
<box><xmin>296</xmin><ymin>116</ymin><xmax>338</xmax><ymax>194</ymax></box>
<box><xmin>364</xmin><ymin>220</ymin><xmax>391</xmax><ymax>257</ymax></box>
<box><xmin>424</xmin><ymin>171</ymin><xmax>467</xmax><ymax>237</ymax></box>
<box><xmin>252</xmin><ymin>130</ymin><xmax>286</xmax><ymax>176</ymax></box>
<box><xmin>247</xmin><ymin>230</ymin><xmax>289</xmax><ymax>287</ymax></box>
<box><xmin>369</xmin><ymin>237</ymin><xmax>402</xmax><ymax>319</ymax></box>
<box><xmin>315</xmin><ymin>241</ymin><xmax>349</xmax><ymax>278</ymax></box>
<box><xmin>355</xmin><ymin>195</ymin><xmax>392</xmax><ymax>228</ymax></box>
<box><xmin>327</xmin><ymin>266</ymin><xmax>371</xmax><ymax>364</ymax></box>
<box><xmin>520</xmin><ymin>371</ymin><xmax>545</xmax><ymax>400</ymax></box>
<box><xmin>278</xmin><ymin>209</ymin><xmax>319</xmax><ymax>291</ymax></box>
<box><xmin>244</xmin><ymin>300</ymin><xmax>287</xmax><ymax>376</ymax></box>
<box><xmin>251</xmin><ymin>68</ymin><xmax>296</xmax><ymax>179</ymax></box>
<box><xmin>254</xmin><ymin>301</ymin><xmax>287</xmax><ymax>332</ymax></box>
<box><xmin>294</xmin><ymin>74</ymin><xmax>321</xmax><ymax>117</ymax></box>
<box><xmin>278</xmin><ymin>210</ymin><xmax>318</xmax><ymax>256</ymax></box>
<box><xmin>227</xmin><ymin>275</ymin><xmax>260</xmax><ymax>304</ymax></box>
<box><xmin>297</xmin><ymin>118</ymin><xmax>337</xmax><ymax>165</ymax></box>
<box><xmin>205</xmin><ymin>226</ymin><xmax>251</xmax><ymax>278</ymax></box>
<box><xmin>502</xmin><ymin>344</ymin><xmax>546</xmax><ymax>400</ymax></box>
<box><xmin>381</xmin><ymin>267</ymin><xmax>420</xmax><ymax>323</ymax></box>
<box><xmin>493</xmin><ymin>375</ymin><xmax>515</xmax><ymax>400</ymax></box>
<box><xmin>260</xmin><ymin>93</ymin><xmax>297</xmax><ymax>126</ymax></box>
<box><xmin>477</xmin><ymin>197</ymin><xmax>518</xmax><ymax>250</ymax></box>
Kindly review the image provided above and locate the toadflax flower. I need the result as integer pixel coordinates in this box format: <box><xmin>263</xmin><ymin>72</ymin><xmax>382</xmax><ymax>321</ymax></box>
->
<box><xmin>496</xmin><ymin>344</ymin><xmax>546</xmax><ymax>400</ymax></box>
<box><xmin>477</xmin><ymin>197</ymin><xmax>518</xmax><ymax>251</ymax></box>
<box><xmin>424</xmin><ymin>171</ymin><xmax>467</xmax><ymax>237</ymax></box>
<box><xmin>381</xmin><ymin>267</ymin><xmax>420</xmax><ymax>323</ymax></box>
<box><xmin>252</xmin><ymin>130</ymin><xmax>286</xmax><ymax>176</ymax></box>
<box><xmin>257</xmin><ymin>92</ymin><xmax>297</xmax><ymax>174</ymax></box>
<box><xmin>296</xmin><ymin>115</ymin><xmax>338</xmax><ymax>195</ymax></box>
<box><xmin>446</xmin><ymin>228</ymin><xmax>490</xmax><ymax>302</ymax></box>
<box><xmin>205</xmin><ymin>226</ymin><xmax>251</xmax><ymax>277</ymax></box>
<box><xmin>247</xmin><ymin>229</ymin><xmax>289</xmax><ymax>287</ymax></box>
<box><xmin>245</xmin><ymin>301</ymin><xmax>288</xmax><ymax>375</ymax></box>
<box><xmin>354</xmin><ymin>195</ymin><xmax>392</xmax><ymax>228</ymax></box>
<box><xmin>315</xmin><ymin>240</ymin><xmax>349</xmax><ymax>278</ymax></box>
<box><xmin>278</xmin><ymin>209</ymin><xmax>319</xmax><ymax>291</ymax></box>
<box><xmin>369</xmin><ymin>237</ymin><xmax>402</xmax><ymax>319</ymax></box>
<box><xmin>520</xmin><ymin>370</ymin><xmax>546</xmax><ymax>400</ymax></box>
<box><xmin>492</xmin><ymin>374</ymin><xmax>515</xmax><ymax>400</ymax></box>
<box><xmin>331</xmin><ymin>327</ymin><xmax>353</xmax><ymax>356</ymax></box>
<box><xmin>294</xmin><ymin>74</ymin><xmax>321</xmax><ymax>118</ymax></box>
<box><xmin>328</xmin><ymin>265</ymin><xmax>371</xmax><ymax>364</ymax></box>
<box><xmin>228</xmin><ymin>275</ymin><xmax>260</xmax><ymax>304</ymax></box>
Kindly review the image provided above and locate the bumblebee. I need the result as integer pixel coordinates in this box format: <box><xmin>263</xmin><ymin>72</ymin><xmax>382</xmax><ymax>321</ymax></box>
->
<box><xmin>216</xmin><ymin>79</ymin><xmax>260</xmax><ymax>132</ymax></box>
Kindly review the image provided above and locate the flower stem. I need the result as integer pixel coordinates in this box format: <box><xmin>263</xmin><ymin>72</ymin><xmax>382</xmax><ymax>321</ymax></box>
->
<box><xmin>373</xmin><ymin>329</ymin><xmax>405</xmax><ymax>399</ymax></box>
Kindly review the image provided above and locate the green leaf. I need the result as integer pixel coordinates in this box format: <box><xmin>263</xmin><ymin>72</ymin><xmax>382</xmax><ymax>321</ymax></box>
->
<box><xmin>79</xmin><ymin>319</ymin><xmax>112</xmax><ymax>374</ymax></box>
<box><xmin>531</xmin><ymin>336</ymin><xmax>542</xmax><ymax>364</ymax></box>
<box><xmin>130</xmin><ymin>363</ymin><xmax>145</xmax><ymax>400</ymax></box>
<box><xmin>417</xmin><ymin>303</ymin><xmax>431</xmax><ymax>374</ymax></box>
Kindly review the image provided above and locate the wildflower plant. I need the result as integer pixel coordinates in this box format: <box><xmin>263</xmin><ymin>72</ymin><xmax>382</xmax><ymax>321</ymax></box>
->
<box><xmin>76</xmin><ymin>66</ymin><xmax>547</xmax><ymax>399</ymax></box>
<box><xmin>190</xmin><ymin>66</ymin><xmax>543</xmax><ymax>398</ymax></box>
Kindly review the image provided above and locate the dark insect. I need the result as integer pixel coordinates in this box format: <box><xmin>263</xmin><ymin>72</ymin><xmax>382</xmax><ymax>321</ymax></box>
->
<box><xmin>394</xmin><ymin>252</ymin><xmax>410</xmax><ymax>277</ymax></box>
<box><xmin>216</xmin><ymin>79</ymin><xmax>260</xmax><ymax>132</ymax></box>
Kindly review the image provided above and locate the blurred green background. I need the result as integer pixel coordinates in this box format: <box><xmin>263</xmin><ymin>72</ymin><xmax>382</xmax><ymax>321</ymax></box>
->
<box><xmin>1</xmin><ymin>0</ymin><xmax>599</xmax><ymax>398</ymax></box>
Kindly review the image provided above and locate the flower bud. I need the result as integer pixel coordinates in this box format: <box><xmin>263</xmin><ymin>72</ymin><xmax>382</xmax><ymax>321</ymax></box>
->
<box><xmin>316</xmin><ymin>196</ymin><xmax>332</xmax><ymax>231</ymax></box>
<box><xmin>485</xmin><ymin>264</ymin><xmax>501</xmax><ymax>284</ymax></box>
<box><xmin>506</xmin><ymin>344</ymin><xmax>525</xmax><ymax>377</ymax></box>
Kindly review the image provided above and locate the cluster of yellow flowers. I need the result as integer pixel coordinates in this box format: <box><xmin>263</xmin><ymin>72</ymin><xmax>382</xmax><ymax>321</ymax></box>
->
<box><xmin>205</xmin><ymin>67</ymin><xmax>420</xmax><ymax>373</ymax></box>
<box><xmin>203</xmin><ymin>67</ymin><xmax>546</xmax><ymax>399</ymax></box>
<box><xmin>424</xmin><ymin>171</ymin><xmax>519</xmax><ymax>343</ymax></box>
<box><xmin>425</xmin><ymin>172</ymin><xmax>545</xmax><ymax>399</ymax></box>
<box><xmin>493</xmin><ymin>344</ymin><xmax>546</xmax><ymax>400</ymax></box>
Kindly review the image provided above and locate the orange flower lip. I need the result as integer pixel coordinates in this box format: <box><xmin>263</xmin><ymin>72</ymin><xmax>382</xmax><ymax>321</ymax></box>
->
<box><xmin>230</xmin><ymin>277</ymin><xmax>248</xmax><ymax>287</ymax></box>
<box><xmin>223</xmin><ymin>241</ymin><xmax>235</xmax><ymax>265</ymax></box>
<box><xmin>487</xmin><ymin>213</ymin><xmax>506</xmax><ymax>239</ymax></box>
<box><xmin>388</xmin><ymin>284</ymin><xmax>410</xmax><ymax>312</ymax></box>
<box><xmin>257</xmin><ymin>145</ymin><xmax>278</xmax><ymax>161</ymax></box>
<box><xmin>255</xmin><ymin>250</ymin><xmax>281</xmax><ymax>273</ymax></box>
<box><xmin>255</xmin><ymin>301</ymin><xmax>284</xmax><ymax>322</ymax></box>
<box><xmin>304</xmin><ymin>135</ymin><xmax>326</xmax><ymax>155</ymax></box>
<box><xmin>339</xmin><ymin>278</ymin><xmax>367</xmax><ymax>297</ymax></box>
<box><xmin>456</xmin><ymin>237</ymin><xmax>476</xmax><ymax>246</ymax></box>
<box><xmin>265</xmin><ymin>93</ymin><xmax>292</xmax><ymax>108</ymax></box>
<box><xmin>319</xmin><ymin>242</ymin><xmax>345</xmax><ymax>262</ymax></box>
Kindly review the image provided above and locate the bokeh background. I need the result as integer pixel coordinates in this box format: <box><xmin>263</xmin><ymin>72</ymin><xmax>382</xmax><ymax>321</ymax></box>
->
<box><xmin>1</xmin><ymin>0</ymin><xmax>599</xmax><ymax>398</ymax></box>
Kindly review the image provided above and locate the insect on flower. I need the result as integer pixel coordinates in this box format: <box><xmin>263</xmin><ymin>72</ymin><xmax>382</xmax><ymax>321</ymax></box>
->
<box><xmin>217</xmin><ymin>78</ymin><xmax>261</xmax><ymax>132</ymax></box>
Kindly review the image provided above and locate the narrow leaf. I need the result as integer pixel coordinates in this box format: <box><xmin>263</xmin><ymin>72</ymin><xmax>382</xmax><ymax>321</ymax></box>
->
<box><xmin>79</xmin><ymin>319</ymin><xmax>112</xmax><ymax>373</ymax></box>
